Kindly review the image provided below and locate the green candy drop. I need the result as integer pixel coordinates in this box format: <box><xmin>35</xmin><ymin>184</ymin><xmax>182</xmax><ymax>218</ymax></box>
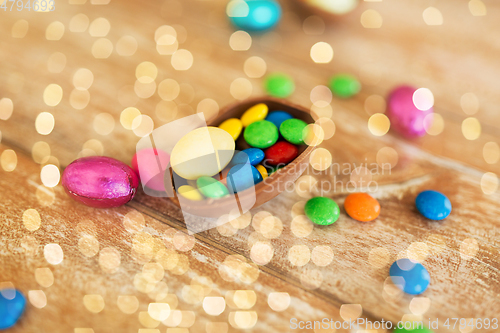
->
<box><xmin>328</xmin><ymin>74</ymin><xmax>361</xmax><ymax>98</ymax></box>
<box><xmin>244</xmin><ymin>120</ymin><xmax>279</xmax><ymax>148</ymax></box>
<box><xmin>196</xmin><ymin>176</ymin><xmax>228</xmax><ymax>199</ymax></box>
<box><xmin>279</xmin><ymin>118</ymin><xmax>307</xmax><ymax>145</ymax></box>
<box><xmin>264</xmin><ymin>73</ymin><xmax>295</xmax><ymax>98</ymax></box>
<box><xmin>304</xmin><ymin>197</ymin><xmax>340</xmax><ymax>226</ymax></box>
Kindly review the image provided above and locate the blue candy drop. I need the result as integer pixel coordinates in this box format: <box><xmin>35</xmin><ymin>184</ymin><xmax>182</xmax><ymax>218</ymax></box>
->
<box><xmin>265</xmin><ymin>110</ymin><xmax>293</xmax><ymax>129</ymax></box>
<box><xmin>389</xmin><ymin>259</ymin><xmax>430</xmax><ymax>295</ymax></box>
<box><xmin>228</xmin><ymin>0</ymin><xmax>281</xmax><ymax>33</ymax></box>
<box><xmin>226</xmin><ymin>163</ymin><xmax>263</xmax><ymax>193</ymax></box>
<box><xmin>232</xmin><ymin>148</ymin><xmax>264</xmax><ymax>166</ymax></box>
<box><xmin>0</xmin><ymin>289</ymin><xmax>26</xmax><ymax>329</ymax></box>
<box><xmin>415</xmin><ymin>190</ymin><xmax>452</xmax><ymax>220</ymax></box>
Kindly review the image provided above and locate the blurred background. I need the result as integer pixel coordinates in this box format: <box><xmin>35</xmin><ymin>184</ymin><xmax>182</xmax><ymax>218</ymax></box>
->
<box><xmin>1</xmin><ymin>0</ymin><xmax>499</xmax><ymax>332</ymax></box>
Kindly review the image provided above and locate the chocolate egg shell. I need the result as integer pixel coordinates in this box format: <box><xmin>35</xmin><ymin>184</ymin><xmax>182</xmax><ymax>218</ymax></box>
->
<box><xmin>168</xmin><ymin>97</ymin><xmax>315</xmax><ymax>217</ymax></box>
<box><xmin>62</xmin><ymin>156</ymin><xmax>139</xmax><ymax>208</ymax></box>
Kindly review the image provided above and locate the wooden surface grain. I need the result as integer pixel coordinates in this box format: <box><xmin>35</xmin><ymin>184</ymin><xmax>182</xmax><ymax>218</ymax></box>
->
<box><xmin>1</xmin><ymin>0</ymin><xmax>499</xmax><ymax>332</ymax></box>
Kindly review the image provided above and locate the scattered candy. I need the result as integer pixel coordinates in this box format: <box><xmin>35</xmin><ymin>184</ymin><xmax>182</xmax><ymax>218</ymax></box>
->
<box><xmin>265</xmin><ymin>110</ymin><xmax>293</xmax><ymax>128</ymax></box>
<box><xmin>329</xmin><ymin>74</ymin><xmax>361</xmax><ymax>98</ymax></box>
<box><xmin>415</xmin><ymin>190</ymin><xmax>452</xmax><ymax>220</ymax></box>
<box><xmin>344</xmin><ymin>192</ymin><xmax>380</xmax><ymax>222</ymax></box>
<box><xmin>226</xmin><ymin>163</ymin><xmax>263</xmax><ymax>193</ymax></box>
<box><xmin>196</xmin><ymin>176</ymin><xmax>229</xmax><ymax>199</ymax></box>
<box><xmin>227</xmin><ymin>0</ymin><xmax>281</xmax><ymax>32</ymax></box>
<box><xmin>131</xmin><ymin>148</ymin><xmax>170</xmax><ymax>192</ymax></box>
<box><xmin>264</xmin><ymin>141</ymin><xmax>298</xmax><ymax>165</ymax></box>
<box><xmin>178</xmin><ymin>185</ymin><xmax>204</xmax><ymax>201</ymax></box>
<box><xmin>62</xmin><ymin>156</ymin><xmax>139</xmax><ymax>208</ymax></box>
<box><xmin>390</xmin><ymin>259</ymin><xmax>430</xmax><ymax>295</ymax></box>
<box><xmin>280</xmin><ymin>118</ymin><xmax>308</xmax><ymax>145</ymax></box>
<box><xmin>244</xmin><ymin>120</ymin><xmax>279</xmax><ymax>148</ymax></box>
<box><xmin>241</xmin><ymin>103</ymin><xmax>269</xmax><ymax>127</ymax></box>
<box><xmin>170</xmin><ymin>127</ymin><xmax>235</xmax><ymax>180</ymax></box>
<box><xmin>304</xmin><ymin>197</ymin><xmax>340</xmax><ymax>226</ymax></box>
<box><xmin>0</xmin><ymin>289</ymin><xmax>26</xmax><ymax>329</ymax></box>
<box><xmin>232</xmin><ymin>148</ymin><xmax>265</xmax><ymax>166</ymax></box>
<box><xmin>387</xmin><ymin>85</ymin><xmax>433</xmax><ymax>138</ymax></box>
<box><xmin>263</xmin><ymin>73</ymin><xmax>295</xmax><ymax>98</ymax></box>
<box><xmin>256</xmin><ymin>164</ymin><xmax>268</xmax><ymax>180</ymax></box>
<box><xmin>218</xmin><ymin>118</ymin><xmax>243</xmax><ymax>140</ymax></box>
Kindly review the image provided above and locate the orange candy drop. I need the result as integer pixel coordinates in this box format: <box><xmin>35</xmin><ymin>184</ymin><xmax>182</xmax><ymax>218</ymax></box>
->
<box><xmin>344</xmin><ymin>193</ymin><xmax>380</xmax><ymax>222</ymax></box>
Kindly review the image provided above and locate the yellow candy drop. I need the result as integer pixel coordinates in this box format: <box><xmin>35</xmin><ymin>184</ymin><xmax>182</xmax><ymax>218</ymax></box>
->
<box><xmin>256</xmin><ymin>164</ymin><xmax>268</xmax><ymax>180</ymax></box>
<box><xmin>171</xmin><ymin>127</ymin><xmax>235</xmax><ymax>180</ymax></box>
<box><xmin>240</xmin><ymin>103</ymin><xmax>268</xmax><ymax>127</ymax></box>
<box><xmin>218</xmin><ymin>118</ymin><xmax>243</xmax><ymax>141</ymax></box>
<box><xmin>178</xmin><ymin>185</ymin><xmax>204</xmax><ymax>201</ymax></box>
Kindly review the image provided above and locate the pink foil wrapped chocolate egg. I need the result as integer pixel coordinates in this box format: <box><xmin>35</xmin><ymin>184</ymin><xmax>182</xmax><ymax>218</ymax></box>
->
<box><xmin>387</xmin><ymin>85</ymin><xmax>434</xmax><ymax>138</ymax></box>
<box><xmin>62</xmin><ymin>156</ymin><xmax>139</xmax><ymax>208</ymax></box>
<box><xmin>131</xmin><ymin>148</ymin><xmax>170</xmax><ymax>192</ymax></box>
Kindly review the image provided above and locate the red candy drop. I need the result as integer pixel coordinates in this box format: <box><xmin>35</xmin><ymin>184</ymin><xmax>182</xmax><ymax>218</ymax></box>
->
<box><xmin>264</xmin><ymin>141</ymin><xmax>298</xmax><ymax>166</ymax></box>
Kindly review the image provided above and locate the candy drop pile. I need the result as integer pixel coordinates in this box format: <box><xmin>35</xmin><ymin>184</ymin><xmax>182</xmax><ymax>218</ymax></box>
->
<box><xmin>170</xmin><ymin>103</ymin><xmax>310</xmax><ymax>201</ymax></box>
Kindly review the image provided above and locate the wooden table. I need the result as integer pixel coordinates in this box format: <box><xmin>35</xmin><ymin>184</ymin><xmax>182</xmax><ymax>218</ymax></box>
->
<box><xmin>1</xmin><ymin>0</ymin><xmax>499</xmax><ymax>332</ymax></box>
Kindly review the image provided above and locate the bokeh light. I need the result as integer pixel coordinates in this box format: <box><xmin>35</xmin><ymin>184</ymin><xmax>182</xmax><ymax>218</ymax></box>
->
<box><xmin>288</xmin><ymin>244</ymin><xmax>310</xmax><ymax>267</ymax></box>
<box><xmin>230</xmin><ymin>78</ymin><xmax>253</xmax><ymax>100</ymax></box>
<box><xmin>481</xmin><ymin>172</ymin><xmax>498</xmax><ymax>195</ymax></box>
<box><xmin>1</xmin><ymin>149</ymin><xmax>17</xmax><ymax>172</ymax></box>
<box><xmin>23</xmin><ymin>209</ymin><xmax>41</xmax><ymax>231</ymax></box>
<box><xmin>35</xmin><ymin>268</ymin><xmax>54</xmax><ymax>288</ymax></box>
<box><xmin>0</xmin><ymin>98</ymin><xmax>14</xmax><ymax>120</ymax></box>
<box><xmin>483</xmin><ymin>142</ymin><xmax>500</xmax><ymax>164</ymax></box>
<box><xmin>360</xmin><ymin>10</ymin><xmax>383</xmax><ymax>28</ymax></box>
<box><xmin>46</xmin><ymin>21</ymin><xmax>65</xmax><ymax>40</ymax></box>
<box><xmin>423</xmin><ymin>113</ymin><xmax>444</xmax><ymax>136</ymax></box>
<box><xmin>310</xmin><ymin>42</ymin><xmax>333</xmax><ymax>63</ymax></box>
<box><xmin>69</xmin><ymin>14</ymin><xmax>89</xmax><ymax>32</ymax></box>
<box><xmin>91</xmin><ymin>38</ymin><xmax>113</xmax><ymax>58</ymax></box>
<box><xmin>309</xmin><ymin>148</ymin><xmax>332</xmax><ymax>171</ymax></box>
<box><xmin>89</xmin><ymin>17</ymin><xmax>110</xmax><ymax>37</ymax></box>
<box><xmin>460</xmin><ymin>238</ymin><xmax>479</xmax><ymax>260</ymax></box>
<box><xmin>423</xmin><ymin>7</ymin><xmax>443</xmax><ymax>25</ymax></box>
<box><xmin>44</xmin><ymin>243</ymin><xmax>63</xmax><ymax>265</ymax></box>
<box><xmin>460</xmin><ymin>92</ymin><xmax>479</xmax><ymax>115</ymax></box>
<box><xmin>368</xmin><ymin>113</ymin><xmax>390</xmax><ymax>136</ymax></box>
<box><xmin>43</xmin><ymin>84</ymin><xmax>63</xmax><ymax>106</ymax></box>
<box><xmin>412</xmin><ymin>88</ymin><xmax>434</xmax><ymax>111</ymax></box>
<box><xmin>12</xmin><ymin>20</ymin><xmax>29</xmax><ymax>38</ymax></box>
<box><xmin>230</xmin><ymin>31</ymin><xmax>252</xmax><ymax>51</ymax></box>
<box><xmin>267</xmin><ymin>292</ymin><xmax>290</xmax><ymax>312</ymax></box>
<box><xmin>461</xmin><ymin>117</ymin><xmax>481</xmax><ymax>140</ymax></box>
<box><xmin>469</xmin><ymin>0</ymin><xmax>487</xmax><ymax>16</ymax></box>
<box><xmin>244</xmin><ymin>56</ymin><xmax>267</xmax><ymax>78</ymax></box>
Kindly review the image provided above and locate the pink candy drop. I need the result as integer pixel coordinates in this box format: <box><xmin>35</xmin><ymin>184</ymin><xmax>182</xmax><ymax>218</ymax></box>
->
<box><xmin>387</xmin><ymin>85</ymin><xmax>434</xmax><ymax>138</ymax></box>
<box><xmin>62</xmin><ymin>156</ymin><xmax>139</xmax><ymax>208</ymax></box>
